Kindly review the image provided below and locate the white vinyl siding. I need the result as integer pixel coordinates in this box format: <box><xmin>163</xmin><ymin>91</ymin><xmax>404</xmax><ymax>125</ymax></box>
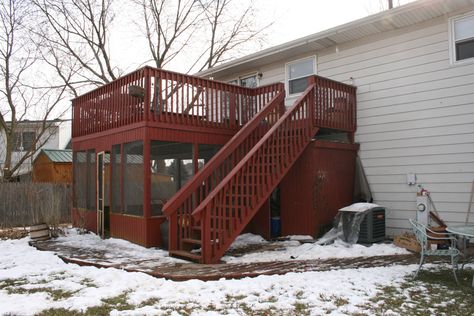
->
<box><xmin>317</xmin><ymin>13</ymin><xmax>474</xmax><ymax>236</ymax></box>
<box><xmin>211</xmin><ymin>9</ymin><xmax>474</xmax><ymax>236</ymax></box>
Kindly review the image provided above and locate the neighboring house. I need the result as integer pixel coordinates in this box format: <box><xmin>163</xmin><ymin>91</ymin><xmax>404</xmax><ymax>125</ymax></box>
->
<box><xmin>32</xmin><ymin>149</ymin><xmax>73</xmax><ymax>183</ymax></box>
<box><xmin>0</xmin><ymin>120</ymin><xmax>71</xmax><ymax>180</ymax></box>
<box><xmin>197</xmin><ymin>0</ymin><xmax>474</xmax><ymax>237</ymax></box>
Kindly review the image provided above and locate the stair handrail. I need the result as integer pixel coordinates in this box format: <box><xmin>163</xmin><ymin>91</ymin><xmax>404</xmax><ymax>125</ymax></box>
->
<box><xmin>191</xmin><ymin>83</ymin><xmax>317</xmax><ymax>221</ymax></box>
<box><xmin>162</xmin><ymin>85</ymin><xmax>285</xmax><ymax>216</ymax></box>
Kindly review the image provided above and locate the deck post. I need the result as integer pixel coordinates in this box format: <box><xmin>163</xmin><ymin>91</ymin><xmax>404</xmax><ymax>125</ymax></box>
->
<box><xmin>143</xmin><ymin>128</ymin><xmax>151</xmax><ymax>247</ymax></box>
<box><xmin>201</xmin><ymin>206</ymin><xmax>211</xmax><ymax>263</ymax></box>
<box><xmin>229</xmin><ymin>91</ymin><xmax>236</xmax><ymax>128</ymax></box>
<box><xmin>144</xmin><ymin>67</ymin><xmax>150</xmax><ymax>122</ymax></box>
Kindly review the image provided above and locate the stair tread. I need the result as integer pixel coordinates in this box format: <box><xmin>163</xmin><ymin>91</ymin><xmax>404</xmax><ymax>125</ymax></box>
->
<box><xmin>169</xmin><ymin>250</ymin><xmax>202</xmax><ymax>261</ymax></box>
<box><xmin>182</xmin><ymin>238</ymin><xmax>202</xmax><ymax>245</ymax></box>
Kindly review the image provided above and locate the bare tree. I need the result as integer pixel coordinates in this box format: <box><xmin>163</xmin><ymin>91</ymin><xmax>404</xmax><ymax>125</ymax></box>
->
<box><xmin>0</xmin><ymin>0</ymin><xmax>67</xmax><ymax>182</ymax></box>
<box><xmin>197</xmin><ymin>0</ymin><xmax>269</xmax><ymax>71</ymax></box>
<box><xmin>136</xmin><ymin>0</ymin><xmax>270</xmax><ymax>72</ymax></box>
<box><xmin>32</xmin><ymin>0</ymin><xmax>119</xmax><ymax>96</ymax></box>
<box><xmin>137</xmin><ymin>0</ymin><xmax>203</xmax><ymax>69</ymax></box>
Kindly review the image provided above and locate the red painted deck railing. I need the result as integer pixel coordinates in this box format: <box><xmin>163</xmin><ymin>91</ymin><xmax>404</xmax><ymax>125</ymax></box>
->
<box><xmin>312</xmin><ymin>75</ymin><xmax>357</xmax><ymax>132</ymax></box>
<box><xmin>72</xmin><ymin>66</ymin><xmax>284</xmax><ymax>137</ymax></box>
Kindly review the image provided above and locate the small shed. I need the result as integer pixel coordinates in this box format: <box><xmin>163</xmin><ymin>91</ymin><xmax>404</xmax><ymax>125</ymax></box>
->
<box><xmin>32</xmin><ymin>149</ymin><xmax>72</xmax><ymax>183</ymax></box>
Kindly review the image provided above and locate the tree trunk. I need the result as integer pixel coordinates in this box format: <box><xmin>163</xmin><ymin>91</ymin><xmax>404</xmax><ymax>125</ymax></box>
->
<box><xmin>2</xmin><ymin>133</ymin><xmax>14</xmax><ymax>182</ymax></box>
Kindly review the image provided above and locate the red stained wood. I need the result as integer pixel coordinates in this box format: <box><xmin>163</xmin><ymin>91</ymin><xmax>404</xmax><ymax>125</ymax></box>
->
<box><xmin>72</xmin><ymin>66</ymin><xmax>283</xmax><ymax>138</ymax></box>
<box><xmin>71</xmin><ymin>68</ymin><xmax>357</xmax><ymax>262</ymax></box>
<box><xmin>280</xmin><ymin>141</ymin><xmax>359</xmax><ymax>237</ymax></box>
<box><xmin>244</xmin><ymin>201</ymin><xmax>271</xmax><ymax>240</ymax></box>
<box><xmin>72</xmin><ymin>208</ymin><xmax>97</xmax><ymax>233</ymax></box>
<box><xmin>110</xmin><ymin>213</ymin><xmax>147</xmax><ymax>246</ymax></box>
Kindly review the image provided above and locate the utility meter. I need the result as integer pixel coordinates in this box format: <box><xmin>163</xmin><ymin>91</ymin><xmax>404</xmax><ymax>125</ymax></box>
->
<box><xmin>416</xmin><ymin>195</ymin><xmax>429</xmax><ymax>226</ymax></box>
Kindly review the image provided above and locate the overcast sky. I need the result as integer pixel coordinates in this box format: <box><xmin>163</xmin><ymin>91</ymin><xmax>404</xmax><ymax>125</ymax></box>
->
<box><xmin>257</xmin><ymin>0</ymin><xmax>415</xmax><ymax>45</ymax></box>
<box><xmin>111</xmin><ymin>0</ymin><xmax>416</xmax><ymax>73</ymax></box>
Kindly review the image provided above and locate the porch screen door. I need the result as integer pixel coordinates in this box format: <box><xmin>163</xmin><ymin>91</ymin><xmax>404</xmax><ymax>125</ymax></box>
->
<box><xmin>97</xmin><ymin>151</ymin><xmax>105</xmax><ymax>238</ymax></box>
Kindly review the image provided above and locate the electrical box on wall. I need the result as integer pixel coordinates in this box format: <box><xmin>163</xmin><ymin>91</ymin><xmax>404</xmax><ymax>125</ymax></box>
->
<box><xmin>407</xmin><ymin>173</ymin><xmax>416</xmax><ymax>185</ymax></box>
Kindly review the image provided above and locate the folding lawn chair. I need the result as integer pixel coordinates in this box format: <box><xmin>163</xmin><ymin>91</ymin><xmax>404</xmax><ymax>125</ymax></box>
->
<box><xmin>409</xmin><ymin>219</ymin><xmax>460</xmax><ymax>284</ymax></box>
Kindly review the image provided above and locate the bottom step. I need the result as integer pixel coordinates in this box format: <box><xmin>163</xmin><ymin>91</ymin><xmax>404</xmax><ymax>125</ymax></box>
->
<box><xmin>169</xmin><ymin>250</ymin><xmax>202</xmax><ymax>262</ymax></box>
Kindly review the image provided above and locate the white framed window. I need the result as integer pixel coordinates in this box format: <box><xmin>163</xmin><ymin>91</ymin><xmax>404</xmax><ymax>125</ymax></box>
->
<box><xmin>286</xmin><ymin>56</ymin><xmax>316</xmax><ymax>96</ymax></box>
<box><xmin>449</xmin><ymin>12</ymin><xmax>474</xmax><ymax>64</ymax></box>
<box><xmin>13</xmin><ymin>131</ymin><xmax>36</xmax><ymax>152</ymax></box>
<box><xmin>228</xmin><ymin>73</ymin><xmax>258</xmax><ymax>88</ymax></box>
<box><xmin>239</xmin><ymin>74</ymin><xmax>258</xmax><ymax>88</ymax></box>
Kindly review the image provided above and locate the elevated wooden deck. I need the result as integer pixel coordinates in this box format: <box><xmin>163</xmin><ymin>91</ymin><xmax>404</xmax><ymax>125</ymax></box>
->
<box><xmin>71</xmin><ymin>67</ymin><xmax>357</xmax><ymax>262</ymax></box>
<box><xmin>72</xmin><ymin>67</ymin><xmax>356</xmax><ymax>139</ymax></box>
<box><xmin>72</xmin><ymin>67</ymin><xmax>284</xmax><ymax>139</ymax></box>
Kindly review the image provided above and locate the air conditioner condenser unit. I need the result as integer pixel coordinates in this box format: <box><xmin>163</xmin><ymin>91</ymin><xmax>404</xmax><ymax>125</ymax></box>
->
<box><xmin>358</xmin><ymin>207</ymin><xmax>386</xmax><ymax>243</ymax></box>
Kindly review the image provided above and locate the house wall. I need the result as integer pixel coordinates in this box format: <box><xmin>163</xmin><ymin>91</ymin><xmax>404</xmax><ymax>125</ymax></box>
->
<box><xmin>211</xmin><ymin>7</ymin><xmax>474</xmax><ymax>236</ymax></box>
<box><xmin>0</xmin><ymin>121</ymin><xmax>71</xmax><ymax>178</ymax></box>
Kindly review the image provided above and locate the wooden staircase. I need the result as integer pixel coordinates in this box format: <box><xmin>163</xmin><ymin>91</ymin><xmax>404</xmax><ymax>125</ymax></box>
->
<box><xmin>163</xmin><ymin>76</ymin><xmax>356</xmax><ymax>263</ymax></box>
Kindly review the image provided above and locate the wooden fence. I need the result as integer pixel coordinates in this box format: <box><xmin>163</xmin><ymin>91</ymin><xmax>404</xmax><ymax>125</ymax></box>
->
<box><xmin>0</xmin><ymin>183</ymin><xmax>71</xmax><ymax>228</ymax></box>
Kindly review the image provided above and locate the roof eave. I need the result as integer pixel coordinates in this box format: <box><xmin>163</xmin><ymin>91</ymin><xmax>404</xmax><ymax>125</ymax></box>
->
<box><xmin>196</xmin><ymin>0</ymin><xmax>471</xmax><ymax>78</ymax></box>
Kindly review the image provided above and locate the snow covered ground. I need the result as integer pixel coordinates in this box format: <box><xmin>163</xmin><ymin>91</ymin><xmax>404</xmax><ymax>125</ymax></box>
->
<box><xmin>223</xmin><ymin>233</ymin><xmax>409</xmax><ymax>263</ymax></box>
<box><xmin>46</xmin><ymin>229</ymin><xmax>410</xmax><ymax>266</ymax></box>
<box><xmin>0</xmin><ymin>232</ymin><xmax>420</xmax><ymax>315</ymax></box>
<box><xmin>51</xmin><ymin>229</ymin><xmax>186</xmax><ymax>269</ymax></box>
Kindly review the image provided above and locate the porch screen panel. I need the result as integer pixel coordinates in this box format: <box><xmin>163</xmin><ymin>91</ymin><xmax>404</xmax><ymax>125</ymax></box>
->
<box><xmin>197</xmin><ymin>144</ymin><xmax>222</xmax><ymax>170</ymax></box>
<box><xmin>86</xmin><ymin>150</ymin><xmax>96</xmax><ymax>210</ymax></box>
<box><xmin>73</xmin><ymin>151</ymin><xmax>87</xmax><ymax>208</ymax></box>
<box><xmin>123</xmin><ymin>141</ymin><xmax>144</xmax><ymax>216</ymax></box>
<box><xmin>150</xmin><ymin>141</ymin><xmax>193</xmax><ymax>216</ymax></box>
<box><xmin>111</xmin><ymin>145</ymin><xmax>122</xmax><ymax>213</ymax></box>
<box><xmin>104</xmin><ymin>153</ymin><xmax>110</xmax><ymax>208</ymax></box>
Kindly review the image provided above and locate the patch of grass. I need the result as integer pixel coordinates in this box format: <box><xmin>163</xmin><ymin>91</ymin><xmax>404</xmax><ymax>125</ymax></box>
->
<box><xmin>79</xmin><ymin>277</ymin><xmax>97</xmax><ymax>288</ymax></box>
<box><xmin>319</xmin><ymin>293</ymin><xmax>330</xmax><ymax>302</ymax></box>
<box><xmin>293</xmin><ymin>301</ymin><xmax>311</xmax><ymax>316</ymax></box>
<box><xmin>39</xmin><ymin>292</ymin><xmax>137</xmax><ymax>316</ymax></box>
<box><xmin>39</xmin><ymin>308</ymin><xmax>82</xmax><ymax>316</ymax></box>
<box><xmin>3</xmin><ymin>285</ymin><xmax>75</xmax><ymax>301</ymax></box>
<box><xmin>266</xmin><ymin>295</ymin><xmax>278</xmax><ymax>303</ymax></box>
<box><xmin>204</xmin><ymin>303</ymin><xmax>218</xmax><ymax>312</ymax></box>
<box><xmin>101</xmin><ymin>292</ymin><xmax>135</xmax><ymax>311</ymax></box>
<box><xmin>227</xmin><ymin>294</ymin><xmax>246</xmax><ymax>301</ymax></box>
<box><xmin>333</xmin><ymin>296</ymin><xmax>349</xmax><ymax>307</ymax></box>
<box><xmin>237</xmin><ymin>302</ymin><xmax>253</xmax><ymax>315</ymax></box>
<box><xmin>0</xmin><ymin>278</ymin><xmax>28</xmax><ymax>290</ymax></box>
<box><xmin>360</xmin><ymin>267</ymin><xmax>474</xmax><ymax>316</ymax></box>
<box><xmin>295</xmin><ymin>290</ymin><xmax>305</xmax><ymax>299</ymax></box>
<box><xmin>138</xmin><ymin>297</ymin><xmax>160</xmax><ymax>307</ymax></box>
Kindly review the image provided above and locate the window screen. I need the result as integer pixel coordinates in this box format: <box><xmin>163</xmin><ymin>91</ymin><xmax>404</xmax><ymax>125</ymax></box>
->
<box><xmin>240</xmin><ymin>75</ymin><xmax>257</xmax><ymax>88</ymax></box>
<box><xmin>453</xmin><ymin>14</ymin><xmax>474</xmax><ymax>61</ymax></box>
<box><xmin>123</xmin><ymin>141</ymin><xmax>144</xmax><ymax>216</ymax></box>
<box><xmin>111</xmin><ymin>144</ymin><xmax>122</xmax><ymax>213</ymax></box>
<box><xmin>12</xmin><ymin>131</ymin><xmax>36</xmax><ymax>152</ymax></box>
<box><xmin>86</xmin><ymin>150</ymin><xmax>96</xmax><ymax>210</ymax></box>
<box><xmin>73</xmin><ymin>151</ymin><xmax>87</xmax><ymax>208</ymax></box>
<box><xmin>287</xmin><ymin>57</ymin><xmax>315</xmax><ymax>95</ymax></box>
<box><xmin>150</xmin><ymin>141</ymin><xmax>193</xmax><ymax>216</ymax></box>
